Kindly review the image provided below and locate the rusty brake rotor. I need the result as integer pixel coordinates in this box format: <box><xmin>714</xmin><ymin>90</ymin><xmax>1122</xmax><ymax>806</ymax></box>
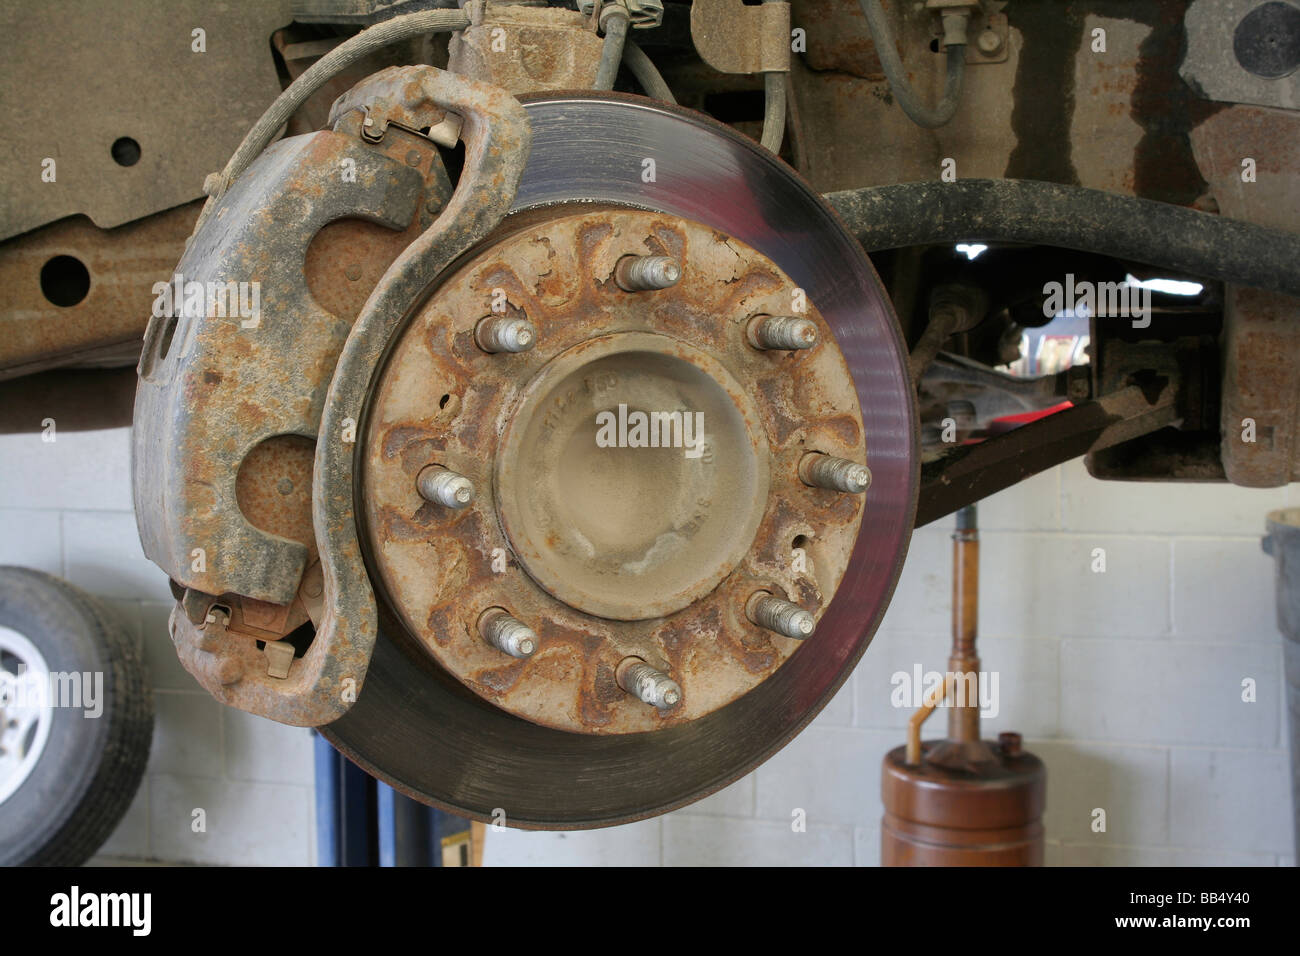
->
<box><xmin>321</xmin><ymin>93</ymin><xmax>918</xmax><ymax>827</ymax></box>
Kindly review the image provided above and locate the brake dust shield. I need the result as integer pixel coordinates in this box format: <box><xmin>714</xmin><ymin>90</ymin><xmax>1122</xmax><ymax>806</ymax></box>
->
<box><xmin>322</xmin><ymin>95</ymin><xmax>917</xmax><ymax>827</ymax></box>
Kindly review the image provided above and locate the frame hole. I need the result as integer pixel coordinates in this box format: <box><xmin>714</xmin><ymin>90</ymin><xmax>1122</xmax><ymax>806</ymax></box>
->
<box><xmin>111</xmin><ymin>137</ymin><xmax>141</xmax><ymax>167</ymax></box>
<box><xmin>39</xmin><ymin>255</ymin><xmax>90</xmax><ymax>307</ymax></box>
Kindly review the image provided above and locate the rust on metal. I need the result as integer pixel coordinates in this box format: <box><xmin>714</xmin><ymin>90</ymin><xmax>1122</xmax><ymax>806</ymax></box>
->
<box><xmin>690</xmin><ymin>0</ymin><xmax>791</xmax><ymax>75</ymax></box>
<box><xmin>361</xmin><ymin>208</ymin><xmax>866</xmax><ymax>734</ymax></box>
<box><xmin>235</xmin><ymin>433</ymin><xmax>318</xmax><ymax>551</ymax></box>
<box><xmin>272</xmin><ymin>26</ymin><xmax>439</xmax><ymax>138</ymax></box>
<box><xmin>1219</xmin><ymin>287</ymin><xmax>1300</xmax><ymax>487</ymax></box>
<box><xmin>0</xmin><ymin>202</ymin><xmax>200</xmax><ymax>378</ymax></box>
<box><xmin>328</xmin><ymin>66</ymin><xmax>456</xmax><ymax>145</ymax></box>
<box><xmin>309</xmin><ymin>65</ymin><xmax>534</xmax><ymax>727</ymax></box>
<box><xmin>1190</xmin><ymin>105</ymin><xmax>1300</xmax><ymax>488</ymax></box>
<box><xmin>448</xmin><ymin>2</ymin><xmax>605</xmax><ymax>95</ymax></box>
<box><xmin>132</xmin><ymin>66</ymin><xmax>469</xmax><ymax>726</ymax></box>
<box><xmin>133</xmin><ymin>127</ymin><xmax>438</xmax><ymax>606</ymax></box>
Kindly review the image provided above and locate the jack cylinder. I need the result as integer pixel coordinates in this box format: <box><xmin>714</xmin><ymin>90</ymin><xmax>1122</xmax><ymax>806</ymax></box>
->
<box><xmin>881</xmin><ymin>504</ymin><xmax>1046</xmax><ymax>866</ymax></box>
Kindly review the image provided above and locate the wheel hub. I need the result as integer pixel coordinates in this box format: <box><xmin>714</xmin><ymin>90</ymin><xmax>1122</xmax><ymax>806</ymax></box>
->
<box><xmin>361</xmin><ymin>207</ymin><xmax>866</xmax><ymax>733</ymax></box>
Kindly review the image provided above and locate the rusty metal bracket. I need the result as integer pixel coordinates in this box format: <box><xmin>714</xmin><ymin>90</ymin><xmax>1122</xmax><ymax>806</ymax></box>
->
<box><xmin>690</xmin><ymin>0</ymin><xmax>791</xmax><ymax>74</ymax></box>
<box><xmin>449</xmin><ymin>2</ymin><xmax>607</xmax><ymax>95</ymax></box>
<box><xmin>133</xmin><ymin>131</ymin><xmax>429</xmax><ymax>608</ymax></box>
<box><xmin>309</xmin><ymin>66</ymin><xmax>532</xmax><ymax>726</ymax></box>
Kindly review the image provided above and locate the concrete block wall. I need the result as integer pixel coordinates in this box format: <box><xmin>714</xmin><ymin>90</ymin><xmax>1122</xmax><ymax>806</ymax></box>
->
<box><xmin>0</xmin><ymin>427</ymin><xmax>317</xmax><ymax>866</ymax></box>
<box><xmin>486</xmin><ymin>462</ymin><xmax>1299</xmax><ymax>866</ymax></box>
<box><xmin>2</xmin><ymin>426</ymin><xmax>1295</xmax><ymax>866</ymax></box>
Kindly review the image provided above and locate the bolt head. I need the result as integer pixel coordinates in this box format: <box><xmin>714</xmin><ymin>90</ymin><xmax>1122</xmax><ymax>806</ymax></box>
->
<box><xmin>977</xmin><ymin>28</ymin><xmax>1002</xmax><ymax>54</ymax></box>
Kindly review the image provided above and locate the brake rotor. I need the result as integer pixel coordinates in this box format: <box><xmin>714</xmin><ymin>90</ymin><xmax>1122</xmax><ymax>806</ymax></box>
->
<box><xmin>322</xmin><ymin>94</ymin><xmax>917</xmax><ymax>827</ymax></box>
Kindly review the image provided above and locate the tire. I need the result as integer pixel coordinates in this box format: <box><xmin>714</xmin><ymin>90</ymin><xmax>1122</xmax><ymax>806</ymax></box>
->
<box><xmin>0</xmin><ymin>567</ymin><xmax>153</xmax><ymax>865</ymax></box>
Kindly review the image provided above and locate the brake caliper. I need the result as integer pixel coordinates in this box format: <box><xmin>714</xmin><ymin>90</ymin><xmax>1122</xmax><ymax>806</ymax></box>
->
<box><xmin>133</xmin><ymin>66</ymin><xmax>531</xmax><ymax>725</ymax></box>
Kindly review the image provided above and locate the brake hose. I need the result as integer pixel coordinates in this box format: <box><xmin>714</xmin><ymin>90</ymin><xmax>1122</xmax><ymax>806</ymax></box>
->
<box><xmin>594</xmin><ymin>6</ymin><xmax>632</xmax><ymax>90</ymax></box>
<box><xmin>760</xmin><ymin>0</ymin><xmax>788</xmax><ymax>153</ymax></box>
<box><xmin>196</xmin><ymin>7</ymin><xmax>472</xmax><ymax>230</ymax></box>
<box><xmin>857</xmin><ymin>0</ymin><xmax>966</xmax><ymax>129</ymax></box>
<box><xmin>624</xmin><ymin>41</ymin><xmax>676</xmax><ymax>103</ymax></box>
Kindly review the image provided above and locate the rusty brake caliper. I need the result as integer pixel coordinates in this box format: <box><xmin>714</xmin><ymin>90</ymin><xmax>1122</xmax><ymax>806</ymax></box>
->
<box><xmin>132</xmin><ymin>66</ymin><xmax>531</xmax><ymax>725</ymax></box>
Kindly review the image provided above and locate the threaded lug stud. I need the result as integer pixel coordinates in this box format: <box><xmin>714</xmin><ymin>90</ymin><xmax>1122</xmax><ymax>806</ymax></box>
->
<box><xmin>478</xmin><ymin>608</ymin><xmax>538</xmax><ymax>658</ymax></box>
<box><xmin>475</xmin><ymin>316</ymin><xmax>536</xmax><ymax>354</ymax></box>
<box><xmin>798</xmin><ymin>453</ymin><xmax>871</xmax><ymax>494</ymax></box>
<box><xmin>747</xmin><ymin>315</ymin><xmax>818</xmax><ymax>351</ymax></box>
<box><xmin>616</xmin><ymin>657</ymin><xmax>682</xmax><ymax>709</ymax></box>
<box><xmin>417</xmin><ymin>466</ymin><xmax>476</xmax><ymax>509</ymax></box>
<box><xmin>747</xmin><ymin>592</ymin><xmax>815</xmax><ymax>639</ymax></box>
<box><xmin>614</xmin><ymin>255</ymin><xmax>681</xmax><ymax>292</ymax></box>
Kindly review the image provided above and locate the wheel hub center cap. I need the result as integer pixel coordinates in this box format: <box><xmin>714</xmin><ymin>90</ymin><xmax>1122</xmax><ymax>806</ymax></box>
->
<box><xmin>496</xmin><ymin>331</ymin><xmax>769</xmax><ymax>620</ymax></box>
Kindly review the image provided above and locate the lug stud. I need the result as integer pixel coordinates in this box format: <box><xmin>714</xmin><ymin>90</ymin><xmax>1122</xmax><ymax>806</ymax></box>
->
<box><xmin>475</xmin><ymin>316</ymin><xmax>536</xmax><ymax>354</ymax></box>
<box><xmin>614</xmin><ymin>255</ymin><xmax>681</xmax><ymax>292</ymax></box>
<box><xmin>747</xmin><ymin>314</ymin><xmax>818</xmax><ymax>351</ymax></box>
<box><xmin>616</xmin><ymin>657</ymin><xmax>682</xmax><ymax>709</ymax></box>
<box><xmin>747</xmin><ymin>592</ymin><xmax>815</xmax><ymax>640</ymax></box>
<box><xmin>478</xmin><ymin>608</ymin><xmax>537</xmax><ymax>658</ymax></box>
<box><xmin>798</xmin><ymin>453</ymin><xmax>871</xmax><ymax>494</ymax></box>
<box><xmin>417</xmin><ymin>466</ymin><xmax>475</xmax><ymax>509</ymax></box>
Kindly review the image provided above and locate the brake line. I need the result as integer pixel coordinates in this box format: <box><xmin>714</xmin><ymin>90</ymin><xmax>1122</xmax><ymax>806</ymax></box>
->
<box><xmin>760</xmin><ymin>0</ymin><xmax>788</xmax><ymax>154</ymax></box>
<box><xmin>857</xmin><ymin>0</ymin><xmax>967</xmax><ymax>129</ymax></box>
<box><xmin>194</xmin><ymin>7</ymin><xmax>472</xmax><ymax>233</ymax></box>
<box><xmin>594</xmin><ymin>5</ymin><xmax>631</xmax><ymax>90</ymax></box>
<box><xmin>623</xmin><ymin>41</ymin><xmax>676</xmax><ymax>104</ymax></box>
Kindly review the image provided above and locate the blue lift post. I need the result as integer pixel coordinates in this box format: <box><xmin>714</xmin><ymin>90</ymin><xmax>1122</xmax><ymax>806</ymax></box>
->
<box><xmin>314</xmin><ymin>733</ymin><xmax>474</xmax><ymax>867</ymax></box>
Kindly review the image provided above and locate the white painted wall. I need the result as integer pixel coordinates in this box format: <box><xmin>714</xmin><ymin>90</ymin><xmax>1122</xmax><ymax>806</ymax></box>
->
<box><xmin>1</xmin><ymin>426</ymin><xmax>1294</xmax><ymax>866</ymax></box>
